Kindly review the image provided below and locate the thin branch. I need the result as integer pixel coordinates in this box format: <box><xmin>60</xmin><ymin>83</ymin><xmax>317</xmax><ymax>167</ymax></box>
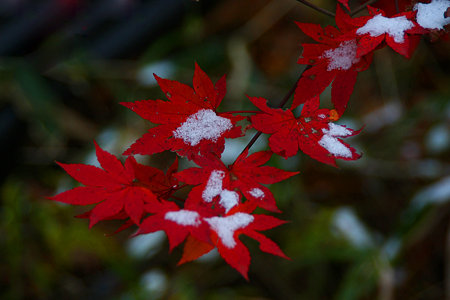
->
<box><xmin>395</xmin><ymin>0</ymin><xmax>400</xmax><ymax>13</ymax></box>
<box><xmin>276</xmin><ymin>65</ymin><xmax>310</xmax><ymax>108</ymax></box>
<box><xmin>350</xmin><ymin>0</ymin><xmax>379</xmax><ymax>16</ymax></box>
<box><xmin>295</xmin><ymin>0</ymin><xmax>335</xmax><ymax>18</ymax></box>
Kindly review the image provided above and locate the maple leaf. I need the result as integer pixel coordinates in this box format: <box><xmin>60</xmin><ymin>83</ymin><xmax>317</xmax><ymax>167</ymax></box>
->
<box><xmin>121</xmin><ymin>63</ymin><xmax>244</xmax><ymax>159</ymax></box>
<box><xmin>294</xmin><ymin>5</ymin><xmax>373</xmax><ymax>115</ymax></box>
<box><xmin>130</xmin><ymin>157</ymin><xmax>179</xmax><ymax>199</ymax></box>
<box><xmin>369</xmin><ymin>0</ymin><xmax>415</xmax><ymax>17</ymax></box>
<box><xmin>203</xmin><ymin>205</ymin><xmax>289</xmax><ymax>280</ymax></box>
<box><xmin>137</xmin><ymin>201</ymin><xmax>288</xmax><ymax>279</ymax></box>
<box><xmin>137</xmin><ymin>200</ymin><xmax>212</xmax><ymax>251</ymax></box>
<box><xmin>175</xmin><ymin>150</ymin><xmax>298</xmax><ymax>213</ymax></box>
<box><xmin>50</xmin><ymin>142</ymin><xmax>158</xmax><ymax>227</ymax></box>
<box><xmin>250</xmin><ymin>96</ymin><xmax>361</xmax><ymax>167</ymax></box>
<box><xmin>343</xmin><ymin>6</ymin><xmax>426</xmax><ymax>58</ymax></box>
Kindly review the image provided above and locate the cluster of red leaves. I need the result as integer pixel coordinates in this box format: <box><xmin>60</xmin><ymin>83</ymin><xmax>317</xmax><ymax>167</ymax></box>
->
<box><xmin>50</xmin><ymin>1</ymin><xmax>449</xmax><ymax>279</ymax></box>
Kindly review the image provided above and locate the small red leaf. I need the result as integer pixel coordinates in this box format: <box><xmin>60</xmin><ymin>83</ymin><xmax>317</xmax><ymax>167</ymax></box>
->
<box><xmin>178</xmin><ymin>236</ymin><xmax>214</xmax><ymax>265</ymax></box>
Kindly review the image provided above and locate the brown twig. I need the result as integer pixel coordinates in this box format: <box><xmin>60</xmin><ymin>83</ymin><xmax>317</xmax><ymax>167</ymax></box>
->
<box><xmin>295</xmin><ymin>0</ymin><xmax>335</xmax><ymax>18</ymax></box>
<box><xmin>350</xmin><ymin>0</ymin><xmax>379</xmax><ymax>16</ymax></box>
<box><xmin>395</xmin><ymin>0</ymin><xmax>400</xmax><ymax>13</ymax></box>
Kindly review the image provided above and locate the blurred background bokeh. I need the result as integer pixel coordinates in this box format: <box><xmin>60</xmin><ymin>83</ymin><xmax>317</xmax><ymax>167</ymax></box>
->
<box><xmin>0</xmin><ymin>0</ymin><xmax>449</xmax><ymax>299</ymax></box>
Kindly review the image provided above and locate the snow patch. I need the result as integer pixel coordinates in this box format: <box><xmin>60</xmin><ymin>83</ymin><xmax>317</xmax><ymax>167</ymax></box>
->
<box><xmin>326</xmin><ymin>123</ymin><xmax>352</xmax><ymax>137</ymax></box>
<box><xmin>164</xmin><ymin>210</ymin><xmax>201</xmax><ymax>226</ymax></box>
<box><xmin>219</xmin><ymin>190</ymin><xmax>240</xmax><ymax>213</ymax></box>
<box><xmin>173</xmin><ymin>109</ymin><xmax>232</xmax><ymax>146</ymax></box>
<box><xmin>249</xmin><ymin>188</ymin><xmax>264</xmax><ymax>199</ymax></box>
<box><xmin>318</xmin><ymin>123</ymin><xmax>353</xmax><ymax>158</ymax></box>
<box><xmin>414</xmin><ymin>0</ymin><xmax>450</xmax><ymax>30</ymax></box>
<box><xmin>322</xmin><ymin>40</ymin><xmax>360</xmax><ymax>71</ymax></box>
<box><xmin>356</xmin><ymin>14</ymin><xmax>414</xmax><ymax>43</ymax></box>
<box><xmin>205</xmin><ymin>213</ymin><xmax>254</xmax><ymax>248</ymax></box>
<box><xmin>202</xmin><ymin>170</ymin><xmax>239</xmax><ymax>212</ymax></box>
<box><xmin>203</xmin><ymin>170</ymin><xmax>226</xmax><ymax>202</ymax></box>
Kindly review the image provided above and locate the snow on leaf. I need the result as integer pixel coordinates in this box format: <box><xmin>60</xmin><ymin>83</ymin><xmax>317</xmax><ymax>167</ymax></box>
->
<box><xmin>322</xmin><ymin>40</ymin><xmax>360</xmax><ymax>71</ymax></box>
<box><xmin>318</xmin><ymin>135</ymin><xmax>352</xmax><ymax>158</ymax></box>
<box><xmin>199</xmin><ymin>169</ymin><xmax>239</xmax><ymax>213</ymax></box>
<box><xmin>318</xmin><ymin>123</ymin><xmax>357</xmax><ymax>158</ymax></box>
<box><xmin>294</xmin><ymin>12</ymin><xmax>372</xmax><ymax>112</ymax></box>
<box><xmin>250</xmin><ymin>96</ymin><xmax>361</xmax><ymax>166</ymax></box>
<box><xmin>356</xmin><ymin>14</ymin><xmax>414</xmax><ymax>43</ymax></box>
<box><xmin>164</xmin><ymin>210</ymin><xmax>202</xmax><ymax>227</ymax></box>
<box><xmin>205</xmin><ymin>213</ymin><xmax>254</xmax><ymax>248</ymax></box>
<box><xmin>414</xmin><ymin>0</ymin><xmax>450</xmax><ymax>30</ymax></box>
<box><xmin>176</xmin><ymin>150</ymin><xmax>296</xmax><ymax>213</ymax></box>
<box><xmin>249</xmin><ymin>188</ymin><xmax>264</xmax><ymax>199</ymax></box>
<box><xmin>139</xmin><ymin>201</ymin><xmax>211</xmax><ymax>251</ymax></box>
<box><xmin>326</xmin><ymin>122</ymin><xmax>353</xmax><ymax>136</ymax></box>
<box><xmin>173</xmin><ymin>109</ymin><xmax>233</xmax><ymax>146</ymax></box>
<box><xmin>202</xmin><ymin>170</ymin><xmax>226</xmax><ymax>203</ymax></box>
<box><xmin>122</xmin><ymin>63</ymin><xmax>243</xmax><ymax>159</ymax></box>
<box><xmin>218</xmin><ymin>190</ymin><xmax>240</xmax><ymax>213</ymax></box>
<box><xmin>204</xmin><ymin>207</ymin><xmax>289</xmax><ymax>279</ymax></box>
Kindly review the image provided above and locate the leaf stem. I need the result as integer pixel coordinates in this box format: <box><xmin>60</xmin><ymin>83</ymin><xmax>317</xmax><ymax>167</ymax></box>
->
<box><xmin>295</xmin><ymin>0</ymin><xmax>335</xmax><ymax>18</ymax></box>
<box><xmin>350</xmin><ymin>0</ymin><xmax>379</xmax><ymax>16</ymax></box>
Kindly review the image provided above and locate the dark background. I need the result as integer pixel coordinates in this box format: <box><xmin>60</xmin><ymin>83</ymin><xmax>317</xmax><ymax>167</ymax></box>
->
<box><xmin>0</xmin><ymin>0</ymin><xmax>449</xmax><ymax>299</ymax></box>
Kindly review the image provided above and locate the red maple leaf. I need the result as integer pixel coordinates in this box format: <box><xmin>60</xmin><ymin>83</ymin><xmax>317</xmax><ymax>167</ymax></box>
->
<box><xmin>137</xmin><ymin>200</ymin><xmax>212</xmax><ymax>251</ymax></box>
<box><xmin>369</xmin><ymin>0</ymin><xmax>415</xmax><ymax>17</ymax></box>
<box><xmin>175</xmin><ymin>150</ymin><xmax>298</xmax><ymax>213</ymax></box>
<box><xmin>343</xmin><ymin>6</ymin><xmax>426</xmax><ymax>58</ymax></box>
<box><xmin>137</xmin><ymin>201</ymin><xmax>288</xmax><ymax>279</ymax></box>
<box><xmin>250</xmin><ymin>96</ymin><xmax>361</xmax><ymax>167</ymax></box>
<box><xmin>50</xmin><ymin>142</ymin><xmax>158</xmax><ymax>227</ymax></box>
<box><xmin>203</xmin><ymin>205</ymin><xmax>289</xmax><ymax>280</ymax></box>
<box><xmin>121</xmin><ymin>63</ymin><xmax>244</xmax><ymax>159</ymax></box>
<box><xmin>130</xmin><ymin>157</ymin><xmax>179</xmax><ymax>199</ymax></box>
<box><xmin>294</xmin><ymin>5</ymin><xmax>373</xmax><ymax>115</ymax></box>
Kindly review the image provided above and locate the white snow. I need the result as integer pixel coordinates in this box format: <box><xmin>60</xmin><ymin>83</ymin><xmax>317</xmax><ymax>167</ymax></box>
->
<box><xmin>356</xmin><ymin>14</ymin><xmax>414</xmax><ymax>43</ymax></box>
<box><xmin>202</xmin><ymin>170</ymin><xmax>239</xmax><ymax>212</ymax></box>
<box><xmin>414</xmin><ymin>0</ymin><xmax>450</xmax><ymax>30</ymax></box>
<box><xmin>202</xmin><ymin>170</ymin><xmax>226</xmax><ymax>203</ymax></box>
<box><xmin>173</xmin><ymin>109</ymin><xmax>232</xmax><ymax>146</ymax></box>
<box><xmin>164</xmin><ymin>210</ymin><xmax>201</xmax><ymax>226</ymax></box>
<box><xmin>326</xmin><ymin>123</ymin><xmax>353</xmax><ymax>137</ymax></box>
<box><xmin>218</xmin><ymin>190</ymin><xmax>240</xmax><ymax>213</ymax></box>
<box><xmin>322</xmin><ymin>40</ymin><xmax>360</xmax><ymax>71</ymax></box>
<box><xmin>205</xmin><ymin>213</ymin><xmax>254</xmax><ymax>248</ymax></box>
<box><xmin>249</xmin><ymin>188</ymin><xmax>264</xmax><ymax>199</ymax></box>
<box><xmin>318</xmin><ymin>123</ymin><xmax>353</xmax><ymax>158</ymax></box>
